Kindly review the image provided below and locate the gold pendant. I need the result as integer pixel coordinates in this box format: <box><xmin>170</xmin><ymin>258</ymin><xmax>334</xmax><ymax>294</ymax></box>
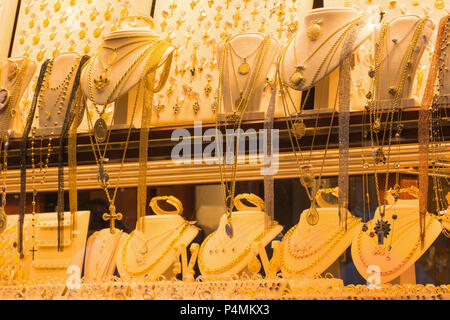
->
<box><xmin>306</xmin><ymin>206</ymin><xmax>319</xmax><ymax>226</ymax></box>
<box><xmin>290</xmin><ymin>65</ymin><xmax>305</xmax><ymax>87</ymax></box>
<box><xmin>292</xmin><ymin>120</ymin><xmax>306</xmax><ymax>139</ymax></box>
<box><xmin>0</xmin><ymin>89</ymin><xmax>10</xmax><ymax>111</ymax></box>
<box><xmin>94</xmin><ymin>71</ymin><xmax>110</xmax><ymax>91</ymax></box>
<box><xmin>238</xmin><ymin>60</ymin><xmax>250</xmax><ymax>76</ymax></box>
<box><xmin>94</xmin><ymin>118</ymin><xmax>108</xmax><ymax>143</ymax></box>
<box><xmin>307</xmin><ymin>23</ymin><xmax>322</xmax><ymax>41</ymax></box>
<box><xmin>300</xmin><ymin>167</ymin><xmax>315</xmax><ymax>189</ymax></box>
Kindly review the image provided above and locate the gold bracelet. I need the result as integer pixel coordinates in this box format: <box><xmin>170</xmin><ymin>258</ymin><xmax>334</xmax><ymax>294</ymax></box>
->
<box><xmin>233</xmin><ymin>193</ymin><xmax>265</xmax><ymax>212</ymax></box>
<box><xmin>149</xmin><ymin>196</ymin><xmax>183</xmax><ymax>215</ymax></box>
<box><xmin>315</xmin><ymin>188</ymin><xmax>338</xmax><ymax>208</ymax></box>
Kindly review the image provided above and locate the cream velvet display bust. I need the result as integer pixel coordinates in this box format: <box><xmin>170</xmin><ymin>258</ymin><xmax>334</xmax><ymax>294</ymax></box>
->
<box><xmin>216</xmin><ymin>33</ymin><xmax>279</xmax><ymax>119</ymax></box>
<box><xmin>116</xmin><ymin>214</ymin><xmax>199</xmax><ymax>280</ymax></box>
<box><xmin>0</xmin><ymin>57</ymin><xmax>36</xmax><ymax>136</ymax></box>
<box><xmin>280</xmin><ymin>207</ymin><xmax>362</xmax><ymax>278</ymax></box>
<box><xmin>84</xmin><ymin>228</ymin><xmax>127</xmax><ymax>281</ymax></box>
<box><xmin>37</xmin><ymin>52</ymin><xmax>82</xmax><ymax>133</ymax></box>
<box><xmin>372</xmin><ymin>15</ymin><xmax>434</xmax><ymax>105</ymax></box>
<box><xmin>279</xmin><ymin>7</ymin><xmax>373</xmax><ymax>92</ymax></box>
<box><xmin>81</xmin><ymin>27</ymin><xmax>175</xmax><ymax>106</ymax></box>
<box><xmin>198</xmin><ymin>210</ymin><xmax>283</xmax><ymax>279</ymax></box>
<box><xmin>351</xmin><ymin>199</ymin><xmax>442</xmax><ymax>284</ymax></box>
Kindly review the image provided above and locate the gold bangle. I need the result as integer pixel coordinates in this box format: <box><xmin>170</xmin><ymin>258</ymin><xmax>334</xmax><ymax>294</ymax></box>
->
<box><xmin>315</xmin><ymin>188</ymin><xmax>338</xmax><ymax>208</ymax></box>
<box><xmin>149</xmin><ymin>196</ymin><xmax>183</xmax><ymax>215</ymax></box>
<box><xmin>233</xmin><ymin>193</ymin><xmax>265</xmax><ymax>212</ymax></box>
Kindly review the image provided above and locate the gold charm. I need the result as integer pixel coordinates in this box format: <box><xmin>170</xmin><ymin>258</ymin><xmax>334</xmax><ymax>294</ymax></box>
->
<box><xmin>94</xmin><ymin>118</ymin><xmax>108</xmax><ymax>143</ymax></box>
<box><xmin>306</xmin><ymin>205</ymin><xmax>319</xmax><ymax>226</ymax></box>
<box><xmin>291</xmin><ymin>120</ymin><xmax>306</xmax><ymax>139</ymax></box>
<box><xmin>290</xmin><ymin>65</ymin><xmax>305</xmax><ymax>87</ymax></box>
<box><xmin>434</xmin><ymin>0</ymin><xmax>445</xmax><ymax>9</ymax></box>
<box><xmin>248</xmin><ymin>256</ymin><xmax>261</xmax><ymax>274</ymax></box>
<box><xmin>238</xmin><ymin>59</ymin><xmax>251</xmax><ymax>76</ymax></box>
<box><xmin>94</xmin><ymin>71</ymin><xmax>109</xmax><ymax>91</ymax></box>
<box><xmin>54</xmin><ymin>0</ymin><xmax>61</xmax><ymax>12</ymax></box>
<box><xmin>307</xmin><ymin>22</ymin><xmax>322</xmax><ymax>41</ymax></box>
<box><xmin>0</xmin><ymin>89</ymin><xmax>10</xmax><ymax>111</ymax></box>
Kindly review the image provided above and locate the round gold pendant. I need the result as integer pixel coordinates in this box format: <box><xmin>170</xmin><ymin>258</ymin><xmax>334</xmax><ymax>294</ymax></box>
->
<box><xmin>289</xmin><ymin>71</ymin><xmax>305</xmax><ymax>87</ymax></box>
<box><xmin>434</xmin><ymin>0</ymin><xmax>445</xmax><ymax>9</ymax></box>
<box><xmin>238</xmin><ymin>62</ymin><xmax>250</xmax><ymax>76</ymax></box>
<box><xmin>0</xmin><ymin>88</ymin><xmax>10</xmax><ymax>111</ymax></box>
<box><xmin>94</xmin><ymin>118</ymin><xmax>108</xmax><ymax>143</ymax></box>
<box><xmin>307</xmin><ymin>23</ymin><xmax>322</xmax><ymax>41</ymax></box>
<box><xmin>300</xmin><ymin>170</ymin><xmax>315</xmax><ymax>189</ymax></box>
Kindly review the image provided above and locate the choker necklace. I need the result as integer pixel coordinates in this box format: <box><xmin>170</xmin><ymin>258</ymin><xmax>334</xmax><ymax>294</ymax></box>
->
<box><xmin>94</xmin><ymin>39</ymin><xmax>157</xmax><ymax>91</ymax></box>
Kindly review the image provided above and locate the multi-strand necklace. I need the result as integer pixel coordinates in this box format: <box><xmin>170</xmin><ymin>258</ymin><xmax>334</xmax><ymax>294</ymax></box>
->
<box><xmin>278</xmin><ymin>16</ymin><xmax>362</xmax><ymax>226</ymax></box>
<box><xmin>215</xmin><ymin>34</ymin><xmax>271</xmax><ymax>238</ymax></box>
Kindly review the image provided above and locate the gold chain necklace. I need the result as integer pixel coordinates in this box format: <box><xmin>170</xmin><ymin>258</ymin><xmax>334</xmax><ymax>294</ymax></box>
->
<box><xmin>121</xmin><ymin>222</ymin><xmax>191</xmax><ymax>276</ymax></box>
<box><xmin>216</xmin><ymin>34</ymin><xmax>271</xmax><ymax>238</ymax></box>
<box><xmin>198</xmin><ymin>222</ymin><xmax>279</xmax><ymax>275</ymax></box>
<box><xmin>228</xmin><ymin>35</ymin><xmax>265</xmax><ymax>76</ymax></box>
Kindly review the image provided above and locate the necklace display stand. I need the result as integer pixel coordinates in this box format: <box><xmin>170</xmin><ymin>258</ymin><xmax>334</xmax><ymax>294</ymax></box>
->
<box><xmin>370</xmin><ymin>15</ymin><xmax>434</xmax><ymax>110</ymax></box>
<box><xmin>198</xmin><ymin>210</ymin><xmax>283</xmax><ymax>279</ymax></box>
<box><xmin>216</xmin><ymin>33</ymin><xmax>279</xmax><ymax>121</ymax></box>
<box><xmin>35</xmin><ymin>52</ymin><xmax>83</xmax><ymax>136</ymax></box>
<box><xmin>0</xmin><ymin>57</ymin><xmax>36</xmax><ymax>136</ymax></box>
<box><xmin>11</xmin><ymin>210</ymin><xmax>90</xmax><ymax>281</ymax></box>
<box><xmin>84</xmin><ymin>228</ymin><xmax>127</xmax><ymax>281</ymax></box>
<box><xmin>116</xmin><ymin>214</ymin><xmax>199</xmax><ymax>280</ymax></box>
<box><xmin>351</xmin><ymin>199</ymin><xmax>442</xmax><ymax>284</ymax></box>
<box><xmin>280</xmin><ymin>207</ymin><xmax>362</xmax><ymax>279</ymax></box>
<box><xmin>81</xmin><ymin>28</ymin><xmax>175</xmax><ymax>129</ymax></box>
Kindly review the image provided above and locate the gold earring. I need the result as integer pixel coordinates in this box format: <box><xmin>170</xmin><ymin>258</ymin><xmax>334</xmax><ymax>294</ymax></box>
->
<box><xmin>54</xmin><ymin>0</ymin><xmax>61</xmax><ymax>12</ymax></box>
<box><xmin>84</xmin><ymin>41</ymin><xmax>91</xmax><ymax>55</ymax></box>
<box><xmin>104</xmin><ymin>4</ymin><xmax>113</xmax><ymax>21</ymax></box>
<box><xmin>37</xmin><ymin>47</ymin><xmax>46</xmax><ymax>62</ymax></box>
<box><xmin>79</xmin><ymin>23</ymin><xmax>86</xmax><ymax>40</ymax></box>
<box><xmin>52</xmin><ymin>44</ymin><xmax>61</xmax><ymax>58</ymax></box>
<box><xmin>49</xmin><ymin>27</ymin><xmax>57</xmax><ymax>41</ymax></box>
<box><xmin>40</xmin><ymin>1</ymin><xmax>48</xmax><ymax>11</ymax></box>
<box><xmin>90</xmin><ymin>8</ymin><xmax>98</xmax><ymax>21</ymax></box>
<box><xmin>43</xmin><ymin>11</ymin><xmax>50</xmax><ymax>28</ymax></box>
<box><xmin>94</xmin><ymin>24</ymin><xmax>104</xmax><ymax>38</ymax></box>
<box><xmin>28</xmin><ymin>14</ymin><xmax>36</xmax><ymax>29</ymax></box>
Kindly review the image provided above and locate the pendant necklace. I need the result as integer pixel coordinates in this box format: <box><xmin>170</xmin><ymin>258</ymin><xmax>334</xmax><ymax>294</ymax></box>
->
<box><xmin>229</xmin><ymin>37</ymin><xmax>265</xmax><ymax>76</ymax></box>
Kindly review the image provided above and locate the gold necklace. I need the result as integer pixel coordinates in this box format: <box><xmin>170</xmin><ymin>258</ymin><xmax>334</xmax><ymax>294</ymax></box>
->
<box><xmin>216</xmin><ymin>35</ymin><xmax>271</xmax><ymax>238</ymax></box>
<box><xmin>228</xmin><ymin>43</ymin><xmax>252</xmax><ymax>111</ymax></box>
<box><xmin>121</xmin><ymin>221</ymin><xmax>191</xmax><ymax>276</ymax></box>
<box><xmin>86</xmin><ymin>40</ymin><xmax>170</xmax><ymax>233</ymax></box>
<box><xmin>198</xmin><ymin>222</ymin><xmax>279</xmax><ymax>275</ymax></box>
<box><xmin>94</xmin><ymin>39</ymin><xmax>157</xmax><ymax>91</ymax></box>
<box><xmin>228</xmin><ymin>35</ymin><xmax>265</xmax><ymax>76</ymax></box>
<box><xmin>278</xmin><ymin>18</ymin><xmax>361</xmax><ymax>225</ymax></box>
<box><xmin>289</xmin><ymin>16</ymin><xmax>362</xmax><ymax>88</ymax></box>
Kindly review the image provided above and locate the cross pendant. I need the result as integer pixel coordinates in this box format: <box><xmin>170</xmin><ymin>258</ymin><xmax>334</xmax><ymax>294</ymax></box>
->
<box><xmin>102</xmin><ymin>205</ymin><xmax>123</xmax><ymax>234</ymax></box>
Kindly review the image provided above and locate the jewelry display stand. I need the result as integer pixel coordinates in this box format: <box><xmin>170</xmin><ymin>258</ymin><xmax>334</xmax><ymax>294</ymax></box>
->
<box><xmin>84</xmin><ymin>229</ymin><xmax>128</xmax><ymax>281</ymax></box>
<box><xmin>351</xmin><ymin>199</ymin><xmax>442</xmax><ymax>284</ymax></box>
<box><xmin>198</xmin><ymin>211</ymin><xmax>283</xmax><ymax>279</ymax></box>
<box><xmin>279</xmin><ymin>7</ymin><xmax>373</xmax><ymax>93</ymax></box>
<box><xmin>0</xmin><ymin>57</ymin><xmax>36</xmax><ymax>137</ymax></box>
<box><xmin>36</xmin><ymin>52</ymin><xmax>83</xmax><ymax>136</ymax></box>
<box><xmin>81</xmin><ymin>27</ymin><xmax>175</xmax><ymax>129</ymax></box>
<box><xmin>116</xmin><ymin>214</ymin><xmax>199</xmax><ymax>280</ymax></box>
<box><xmin>26</xmin><ymin>211</ymin><xmax>90</xmax><ymax>281</ymax></box>
<box><xmin>280</xmin><ymin>208</ymin><xmax>362</xmax><ymax>279</ymax></box>
<box><xmin>369</xmin><ymin>15</ymin><xmax>434</xmax><ymax>110</ymax></box>
<box><xmin>216</xmin><ymin>33</ymin><xmax>279</xmax><ymax>121</ymax></box>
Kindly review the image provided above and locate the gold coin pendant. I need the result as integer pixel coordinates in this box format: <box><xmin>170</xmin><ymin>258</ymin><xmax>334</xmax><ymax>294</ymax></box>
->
<box><xmin>307</xmin><ymin>23</ymin><xmax>322</xmax><ymax>41</ymax></box>
<box><xmin>238</xmin><ymin>62</ymin><xmax>251</xmax><ymax>76</ymax></box>
<box><xmin>289</xmin><ymin>71</ymin><xmax>305</xmax><ymax>87</ymax></box>
<box><xmin>94</xmin><ymin>117</ymin><xmax>108</xmax><ymax>143</ymax></box>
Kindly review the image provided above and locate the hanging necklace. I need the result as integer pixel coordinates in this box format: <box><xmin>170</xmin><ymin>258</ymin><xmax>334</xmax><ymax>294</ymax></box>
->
<box><xmin>229</xmin><ymin>36</ymin><xmax>265</xmax><ymax>76</ymax></box>
<box><xmin>216</xmin><ymin>34</ymin><xmax>271</xmax><ymax>238</ymax></box>
<box><xmin>0</xmin><ymin>59</ymin><xmax>30</xmax><ymax>233</ymax></box>
<box><xmin>228</xmin><ymin>43</ymin><xmax>252</xmax><ymax>111</ymax></box>
<box><xmin>278</xmin><ymin>17</ymin><xmax>362</xmax><ymax>226</ymax></box>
